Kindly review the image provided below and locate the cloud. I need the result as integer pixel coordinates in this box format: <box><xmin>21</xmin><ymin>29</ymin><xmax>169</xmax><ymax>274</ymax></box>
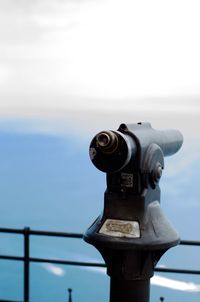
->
<box><xmin>151</xmin><ymin>275</ymin><xmax>200</xmax><ymax>292</ymax></box>
<box><xmin>42</xmin><ymin>263</ymin><xmax>65</xmax><ymax>277</ymax></box>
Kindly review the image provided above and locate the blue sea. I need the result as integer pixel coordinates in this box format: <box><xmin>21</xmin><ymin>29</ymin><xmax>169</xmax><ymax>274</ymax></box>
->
<box><xmin>0</xmin><ymin>120</ymin><xmax>199</xmax><ymax>302</ymax></box>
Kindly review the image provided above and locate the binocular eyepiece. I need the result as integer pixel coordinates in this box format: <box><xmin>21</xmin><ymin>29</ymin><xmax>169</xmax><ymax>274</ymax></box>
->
<box><xmin>89</xmin><ymin>123</ymin><xmax>183</xmax><ymax>173</ymax></box>
<box><xmin>90</xmin><ymin>129</ymin><xmax>135</xmax><ymax>173</ymax></box>
<box><xmin>95</xmin><ymin>131</ymin><xmax>119</xmax><ymax>153</ymax></box>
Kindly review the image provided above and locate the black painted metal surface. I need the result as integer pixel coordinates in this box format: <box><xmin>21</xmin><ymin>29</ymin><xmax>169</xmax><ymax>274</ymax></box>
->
<box><xmin>85</xmin><ymin>122</ymin><xmax>184</xmax><ymax>302</ymax></box>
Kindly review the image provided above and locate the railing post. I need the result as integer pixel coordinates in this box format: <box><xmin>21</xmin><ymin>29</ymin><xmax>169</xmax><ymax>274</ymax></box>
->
<box><xmin>68</xmin><ymin>288</ymin><xmax>72</xmax><ymax>302</ymax></box>
<box><xmin>24</xmin><ymin>227</ymin><xmax>30</xmax><ymax>302</ymax></box>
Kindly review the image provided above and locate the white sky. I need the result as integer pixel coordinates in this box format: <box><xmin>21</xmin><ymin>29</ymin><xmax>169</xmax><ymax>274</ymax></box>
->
<box><xmin>0</xmin><ymin>0</ymin><xmax>200</xmax><ymax>134</ymax></box>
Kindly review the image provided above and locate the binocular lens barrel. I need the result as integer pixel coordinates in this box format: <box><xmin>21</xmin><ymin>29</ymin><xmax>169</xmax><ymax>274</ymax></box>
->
<box><xmin>89</xmin><ymin>124</ymin><xmax>183</xmax><ymax>173</ymax></box>
<box><xmin>155</xmin><ymin>129</ymin><xmax>183</xmax><ymax>157</ymax></box>
<box><xmin>89</xmin><ymin>130</ymin><xmax>135</xmax><ymax>173</ymax></box>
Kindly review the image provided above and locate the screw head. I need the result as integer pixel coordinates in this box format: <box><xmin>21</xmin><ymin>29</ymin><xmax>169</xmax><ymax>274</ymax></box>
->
<box><xmin>156</xmin><ymin>165</ymin><xmax>162</xmax><ymax>179</ymax></box>
<box><xmin>153</xmin><ymin>164</ymin><xmax>163</xmax><ymax>183</ymax></box>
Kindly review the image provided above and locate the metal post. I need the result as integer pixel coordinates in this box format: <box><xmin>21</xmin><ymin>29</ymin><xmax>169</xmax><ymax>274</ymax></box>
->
<box><xmin>24</xmin><ymin>227</ymin><xmax>30</xmax><ymax>302</ymax></box>
<box><xmin>68</xmin><ymin>288</ymin><xmax>72</xmax><ymax>302</ymax></box>
<box><xmin>110</xmin><ymin>279</ymin><xmax>150</xmax><ymax>302</ymax></box>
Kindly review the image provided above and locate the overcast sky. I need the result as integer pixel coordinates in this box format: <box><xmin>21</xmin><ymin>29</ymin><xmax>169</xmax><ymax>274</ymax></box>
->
<box><xmin>0</xmin><ymin>0</ymin><xmax>200</xmax><ymax>135</ymax></box>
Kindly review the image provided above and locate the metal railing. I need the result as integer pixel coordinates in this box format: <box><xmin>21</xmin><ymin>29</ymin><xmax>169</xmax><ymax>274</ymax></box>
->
<box><xmin>0</xmin><ymin>227</ymin><xmax>199</xmax><ymax>302</ymax></box>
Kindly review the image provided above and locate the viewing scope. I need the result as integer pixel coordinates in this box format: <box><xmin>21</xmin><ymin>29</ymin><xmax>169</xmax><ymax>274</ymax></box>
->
<box><xmin>85</xmin><ymin>122</ymin><xmax>183</xmax><ymax>302</ymax></box>
<box><xmin>89</xmin><ymin>122</ymin><xmax>183</xmax><ymax>174</ymax></box>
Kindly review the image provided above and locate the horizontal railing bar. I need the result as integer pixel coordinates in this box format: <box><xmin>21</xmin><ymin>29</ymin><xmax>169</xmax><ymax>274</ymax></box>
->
<box><xmin>1</xmin><ymin>227</ymin><xmax>200</xmax><ymax>245</ymax></box>
<box><xmin>0</xmin><ymin>300</ymin><xmax>22</xmax><ymax>302</ymax></box>
<box><xmin>0</xmin><ymin>255</ymin><xmax>199</xmax><ymax>275</ymax></box>
<box><xmin>0</xmin><ymin>227</ymin><xmax>200</xmax><ymax>245</ymax></box>
<box><xmin>29</xmin><ymin>230</ymin><xmax>83</xmax><ymax>238</ymax></box>
<box><xmin>30</xmin><ymin>257</ymin><xmax>106</xmax><ymax>267</ymax></box>
<box><xmin>0</xmin><ymin>255</ymin><xmax>24</xmax><ymax>261</ymax></box>
<box><xmin>0</xmin><ymin>255</ymin><xmax>105</xmax><ymax>267</ymax></box>
<box><xmin>154</xmin><ymin>267</ymin><xmax>200</xmax><ymax>275</ymax></box>
<box><xmin>30</xmin><ymin>258</ymin><xmax>200</xmax><ymax>274</ymax></box>
<box><xmin>0</xmin><ymin>228</ymin><xmax>25</xmax><ymax>234</ymax></box>
<box><xmin>180</xmin><ymin>240</ymin><xmax>200</xmax><ymax>246</ymax></box>
<box><xmin>0</xmin><ymin>227</ymin><xmax>83</xmax><ymax>238</ymax></box>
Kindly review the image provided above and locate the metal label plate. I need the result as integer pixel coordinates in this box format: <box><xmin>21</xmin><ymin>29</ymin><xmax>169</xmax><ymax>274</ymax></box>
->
<box><xmin>121</xmin><ymin>173</ymin><xmax>133</xmax><ymax>187</ymax></box>
<box><xmin>99</xmin><ymin>219</ymin><xmax>140</xmax><ymax>238</ymax></box>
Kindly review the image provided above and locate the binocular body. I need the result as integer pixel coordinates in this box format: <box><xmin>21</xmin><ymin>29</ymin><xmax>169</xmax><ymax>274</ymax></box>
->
<box><xmin>84</xmin><ymin>122</ymin><xmax>183</xmax><ymax>302</ymax></box>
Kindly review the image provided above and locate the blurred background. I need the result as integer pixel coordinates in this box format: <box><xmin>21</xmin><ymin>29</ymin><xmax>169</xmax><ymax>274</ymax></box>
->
<box><xmin>0</xmin><ymin>0</ymin><xmax>200</xmax><ymax>301</ymax></box>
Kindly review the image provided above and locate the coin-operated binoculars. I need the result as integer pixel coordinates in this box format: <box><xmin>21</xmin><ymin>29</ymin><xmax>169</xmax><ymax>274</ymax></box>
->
<box><xmin>84</xmin><ymin>122</ymin><xmax>183</xmax><ymax>302</ymax></box>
